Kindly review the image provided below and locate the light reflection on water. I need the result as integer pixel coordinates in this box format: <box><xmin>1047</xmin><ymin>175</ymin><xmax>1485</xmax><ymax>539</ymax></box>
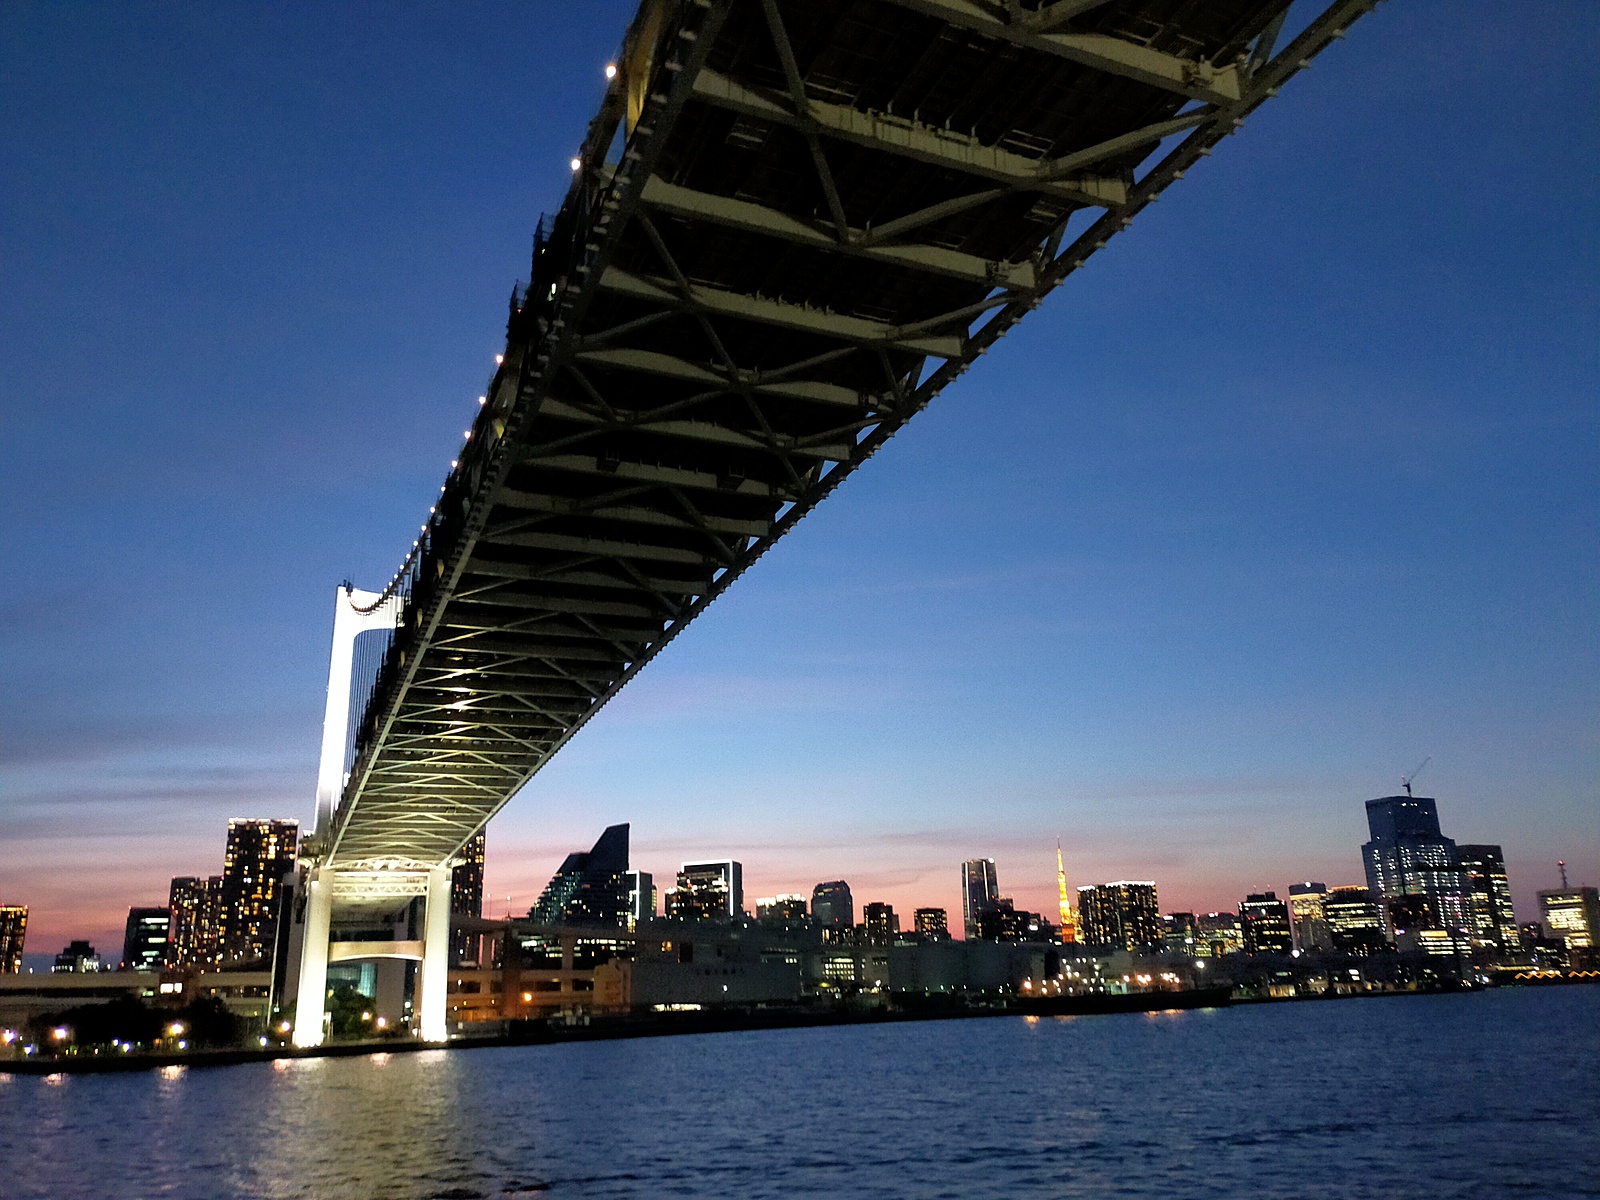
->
<box><xmin>3</xmin><ymin>987</ymin><xmax>1597</xmax><ymax>1200</ymax></box>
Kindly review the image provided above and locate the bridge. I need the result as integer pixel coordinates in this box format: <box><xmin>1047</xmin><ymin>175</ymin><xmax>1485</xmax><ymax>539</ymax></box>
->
<box><xmin>284</xmin><ymin>0</ymin><xmax>1381</xmax><ymax>1046</ymax></box>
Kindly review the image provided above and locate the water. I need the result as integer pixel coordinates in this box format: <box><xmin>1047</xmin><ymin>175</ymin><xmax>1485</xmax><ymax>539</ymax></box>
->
<box><xmin>4</xmin><ymin>987</ymin><xmax>1596</xmax><ymax>1199</ymax></box>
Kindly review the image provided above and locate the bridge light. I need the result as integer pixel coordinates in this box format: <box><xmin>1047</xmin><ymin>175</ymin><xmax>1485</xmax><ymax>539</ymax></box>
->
<box><xmin>605</xmin><ymin>63</ymin><xmax>617</xmax><ymax>80</ymax></box>
<box><xmin>494</xmin><ymin>354</ymin><xmax>503</xmax><ymax>365</ymax></box>
<box><xmin>478</xmin><ymin>397</ymin><xmax>486</xmax><ymax>406</ymax></box>
<box><xmin>570</xmin><ymin>156</ymin><xmax>582</xmax><ymax>172</ymax></box>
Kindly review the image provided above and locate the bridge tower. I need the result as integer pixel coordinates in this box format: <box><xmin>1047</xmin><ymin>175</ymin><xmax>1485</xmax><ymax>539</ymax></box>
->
<box><xmin>284</xmin><ymin>585</ymin><xmax>459</xmax><ymax>1048</ymax></box>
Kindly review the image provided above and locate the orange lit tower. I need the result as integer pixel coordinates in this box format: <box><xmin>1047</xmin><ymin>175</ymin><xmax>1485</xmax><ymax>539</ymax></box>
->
<box><xmin>1057</xmin><ymin>838</ymin><xmax>1077</xmax><ymax>944</ymax></box>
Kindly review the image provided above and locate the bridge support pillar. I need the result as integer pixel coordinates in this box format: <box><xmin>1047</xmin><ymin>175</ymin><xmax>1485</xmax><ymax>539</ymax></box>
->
<box><xmin>292</xmin><ymin>866</ymin><xmax>333</xmax><ymax>1049</ymax></box>
<box><xmin>415</xmin><ymin>865</ymin><xmax>453</xmax><ymax>1042</ymax></box>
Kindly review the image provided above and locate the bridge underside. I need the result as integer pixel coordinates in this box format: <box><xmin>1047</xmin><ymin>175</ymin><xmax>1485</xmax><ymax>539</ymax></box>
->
<box><xmin>322</xmin><ymin>0</ymin><xmax>1376</xmax><ymax>875</ymax></box>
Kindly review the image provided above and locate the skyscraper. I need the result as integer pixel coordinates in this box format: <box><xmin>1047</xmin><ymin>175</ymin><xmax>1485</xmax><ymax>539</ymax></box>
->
<box><xmin>0</xmin><ymin>905</ymin><xmax>26</xmax><ymax>974</ymax></box>
<box><xmin>962</xmin><ymin>858</ymin><xmax>999</xmax><ymax>940</ymax></box>
<box><xmin>219</xmin><ymin>819</ymin><xmax>299</xmax><ymax>964</ymax></box>
<box><xmin>1324</xmin><ymin>886</ymin><xmax>1389</xmax><ymax>955</ymax></box>
<box><xmin>530</xmin><ymin>824</ymin><xmax>630</xmax><ymax>926</ymax></box>
<box><xmin>121</xmin><ymin>907</ymin><xmax>170</xmax><ymax>972</ymax></box>
<box><xmin>1240</xmin><ymin>892</ymin><xmax>1294</xmax><ymax>955</ymax></box>
<box><xmin>811</xmin><ymin>880</ymin><xmax>853</xmax><ymax>931</ymax></box>
<box><xmin>862</xmin><ymin>902</ymin><xmax>899</xmax><ymax>946</ymax></box>
<box><xmin>1288</xmin><ymin>882</ymin><xmax>1332</xmax><ymax>952</ymax></box>
<box><xmin>1455</xmin><ymin>845</ymin><xmax>1517</xmax><ymax>949</ymax></box>
<box><xmin>451</xmin><ymin>829</ymin><xmax>486</xmax><ymax>963</ymax></box>
<box><xmin>666</xmin><ymin>860</ymin><xmax>743</xmax><ymax>922</ymax></box>
<box><xmin>167</xmin><ymin>876</ymin><xmax>223</xmax><ymax>968</ymax></box>
<box><xmin>625</xmin><ymin>870</ymin><xmax>657</xmax><ymax>930</ymax></box>
<box><xmin>1360</xmin><ymin>796</ymin><xmax>1469</xmax><ymax>937</ymax></box>
<box><xmin>1077</xmin><ymin>882</ymin><xmax>1161</xmax><ymax>952</ymax></box>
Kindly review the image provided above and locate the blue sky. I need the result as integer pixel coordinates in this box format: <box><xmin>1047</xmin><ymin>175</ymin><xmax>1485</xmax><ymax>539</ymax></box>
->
<box><xmin>2</xmin><ymin>1</ymin><xmax>1595</xmax><ymax>953</ymax></box>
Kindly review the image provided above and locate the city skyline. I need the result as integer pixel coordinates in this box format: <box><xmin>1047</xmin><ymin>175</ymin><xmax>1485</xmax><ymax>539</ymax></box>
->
<box><xmin>2</xmin><ymin>1</ymin><xmax>1595</xmax><ymax>956</ymax></box>
<box><xmin>8</xmin><ymin>790</ymin><xmax>1587</xmax><ymax>965</ymax></box>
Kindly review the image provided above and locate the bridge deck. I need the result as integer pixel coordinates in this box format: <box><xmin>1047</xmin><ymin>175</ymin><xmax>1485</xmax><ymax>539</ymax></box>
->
<box><xmin>323</xmin><ymin>0</ymin><xmax>1376</xmax><ymax>871</ymax></box>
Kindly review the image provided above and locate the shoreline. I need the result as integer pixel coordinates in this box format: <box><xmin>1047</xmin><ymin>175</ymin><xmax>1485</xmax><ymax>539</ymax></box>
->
<box><xmin>9</xmin><ymin>979</ymin><xmax>1588</xmax><ymax>1077</ymax></box>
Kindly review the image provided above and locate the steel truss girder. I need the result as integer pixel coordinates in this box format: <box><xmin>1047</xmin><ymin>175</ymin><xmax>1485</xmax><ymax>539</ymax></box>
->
<box><xmin>595</xmin><ymin>266</ymin><xmax>968</xmax><ymax>358</ymax></box>
<box><xmin>328</xmin><ymin>0</ymin><xmax>1378</xmax><ymax>874</ymax></box>
<box><xmin>640</xmin><ymin>176</ymin><xmax>1039</xmax><ymax>288</ymax></box>
<box><xmin>688</xmin><ymin>69</ymin><xmax>1129</xmax><ymax>208</ymax></box>
<box><xmin>877</xmin><ymin>0</ymin><xmax>1245</xmax><ymax>104</ymax></box>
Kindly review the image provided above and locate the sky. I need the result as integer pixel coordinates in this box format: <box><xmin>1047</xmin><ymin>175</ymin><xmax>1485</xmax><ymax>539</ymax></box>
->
<box><xmin>2</xmin><ymin>1</ymin><xmax>1595</xmax><ymax>958</ymax></box>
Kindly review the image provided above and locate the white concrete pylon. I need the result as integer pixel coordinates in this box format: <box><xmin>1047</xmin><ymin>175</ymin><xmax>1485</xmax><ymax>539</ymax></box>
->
<box><xmin>416</xmin><ymin>865</ymin><xmax>453</xmax><ymax>1042</ymax></box>
<box><xmin>291</xmin><ymin>867</ymin><xmax>333</xmax><ymax>1049</ymax></box>
<box><xmin>315</xmin><ymin>586</ymin><xmax>401</xmax><ymax>842</ymax></box>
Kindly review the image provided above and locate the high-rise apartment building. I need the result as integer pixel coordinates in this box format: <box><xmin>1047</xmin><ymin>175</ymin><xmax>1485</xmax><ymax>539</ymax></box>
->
<box><xmin>1360</xmin><ymin>796</ymin><xmax>1469</xmax><ymax>937</ymax></box>
<box><xmin>1288</xmin><ymin>882</ymin><xmax>1332</xmax><ymax>952</ymax></box>
<box><xmin>530</xmin><ymin>824</ymin><xmax>630</xmax><ymax>926</ymax></box>
<box><xmin>914</xmin><ymin>907</ymin><xmax>949</xmax><ymax>939</ymax></box>
<box><xmin>962</xmin><ymin>859</ymin><xmax>999</xmax><ymax>939</ymax></box>
<box><xmin>1324</xmin><ymin>886</ymin><xmax>1389</xmax><ymax>954</ymax></box>
<box><xmin>625</xmin><ymin>870</ymin><xmax>657</xmax><ymax>930</ymax></box>
<box><xmin>167</xmin><ymin>876</ymin><xmax>223</xmax><ymax>968</ymax></box>
<box><xmin>666</xmin><ymin>860</ymin><xmax>743</xmax><ymax>922</ymax></box>
<box><xmin>1539</xmin><ymin>886</ymin><xmax>1599</xmax><ymax>950</ymax></box>
<box><xmin>1240</xmin><ymin>892</ymin><xmax>1294</xmax><ymax>955</ymax></box>
<box><xmin>121</xmin><ymin>907</ymin><xmax>170</xmax><ymax>972</ymax></box>
<box><xmin>1077</xmin><ymin>882</ymin><xmax>1161</xmax><ymax>953</ymax></box>
<box><xmin>0</xmin><ymin>905</ymin><xmax>26</xmax><ymax>974</ymax></box>
<box><xmin>451</xmin><ymin>829</ymin><xmax>487</xmax><ymax>963</ymax></box>
<box><xmin>862</xmin><ymin>902</ymin><xmax>899</xmax><ymax>946</ymax></box>
<box><xmin>1455</xmin><ymin>845</ymin><xmax>1517</xmax><ymax>949</ymax></box>
<box><xmin>219</xmin><ymin>819</ymin><xmax>299</xmax><ymax>964</ymax></box>
<box><xmin>811</xmin><ymin>880</ymin><xmax>853</xmax><ymax>931</ymax></box>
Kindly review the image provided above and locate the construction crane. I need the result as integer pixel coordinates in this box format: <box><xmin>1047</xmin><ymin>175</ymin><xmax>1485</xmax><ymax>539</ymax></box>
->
<box><xmin>1401</xmin><ymin>756</ymin><xmax>1431</xmax><ymax>797</ymax></box>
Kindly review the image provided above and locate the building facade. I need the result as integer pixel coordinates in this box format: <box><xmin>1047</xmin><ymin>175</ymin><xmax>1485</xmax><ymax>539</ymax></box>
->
<box><xmin>914</xmin><ymin>907</ymin><xmax>949</xmax><ymax>939</ymax></box>
<box><xmin>862</xmin><ymin>902</ymin><xmax>899</xmax><ymax>946</ymax></box>
<box><xmin>219</xmin><ymin>819</ymin><xmax>299</xmax><ymax>965</ymax></box>
<box><xmin>1197</xmin><ymin>911</ymin><xmax>1243</xmax><ymax>956</ymax></box>
<box><xmin>530</xmin><ymin>824</ymin><xmax>631</xmax><ymax>927</ymax></box>
<box><xmin>666</xmin><ymin>860</ymin><xmax>743</xmax><ymax>922</ymax></box>
<box><xmin>1077</xmin><ymin>882</ymin><xmax>1161</xmax><ymax>953</ymax></box>
<box><xmin>1240</xmin><ymin>892</ymin><xmax>1294</xmax><ymax>955</ymax></box>
<box><xmin>1162</xmin><ymin>912</ymin><xmax>1199</xmax><ymax>956</ymax></box>
<box><xmin>1325</xmin><ymin>886</ymin><xmax>1389</xmax><ymax>954</ymax></box>
<box><xmin>167</xmin><ymin>875</ymin><xmax>223</xmax><ymax>968</ymax></box>
<box><xmin>0</xmin><ymin>905</ymin><xmax>26</xmax><ymax>974</ymax></box>
<box><xmin>451</xmin><ymin>829</ymin><xmax>487</xmax><ymax>962</ymax></box>
<box><xmin>1360</xmin><ymin>796</ymin><xmax>1469</xmax><ymax>937</ymax></box>
<box><xmin>1288</xmin><ymin>882</ymin><xmax>1331</xmax><ymax>952</ymax></box>
<box><xmin>625</xmin><ymin>870</ymin><xmax>657</xmax><ymax>930</ymax></box>
<box><xmin>1539</xmin><ymin>886</ymin><xmax>1599</xmax><ymax>950</ymax></box>
<box><xmin>962</xmin><ymin>859</ymin><xmax>999</xmax><ymax>940</ymax></box>
<box><xmin>121</xmin><ymin>907</ymin><xmax>170</xmax><ymax>972</ymax></box>
<box><xmin>811</xmin><ymin>880</ymin><xmax>853</xmax><ymax>931</ymax></box>
<box><xmin>53</xmin><ymin>940</ymin><xmax>101</xmax><ymax>973</ymax></box>
<box><xmin>1454</xmin><ymin>844</ymin><xmax>1517</xmax><ymax>949</ymax></box>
